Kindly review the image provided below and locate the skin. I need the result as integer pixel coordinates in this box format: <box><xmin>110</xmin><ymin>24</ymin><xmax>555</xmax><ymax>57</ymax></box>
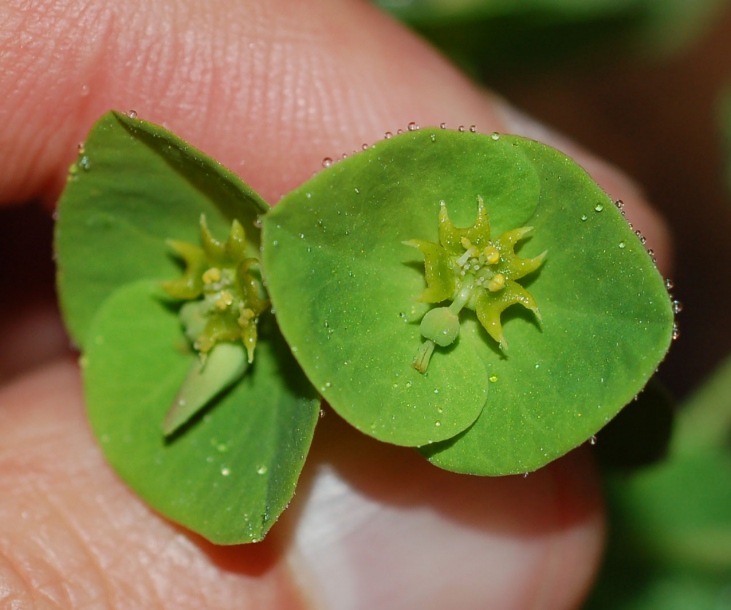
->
<box><xmin>0</xmin><ymin>0</ymin><xmax>671</xmax><ymax>608</ymax></box>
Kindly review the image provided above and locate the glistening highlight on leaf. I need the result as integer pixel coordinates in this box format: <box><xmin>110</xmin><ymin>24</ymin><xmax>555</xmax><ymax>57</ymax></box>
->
<box><xmin>54</xmin><ymin>111</ymin><xmax>675</xmax><ymax>543</ymax></box>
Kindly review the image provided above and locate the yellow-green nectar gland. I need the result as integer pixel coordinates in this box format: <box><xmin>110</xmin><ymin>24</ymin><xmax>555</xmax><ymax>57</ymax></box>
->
<box><xmin>160</xmin><ymin>215</ymin><xmax>269</xmax><ymax>363</ymax></box>
<box><xmin>406</xmin><ymin>197</ymin><xmax>546</xmax><ymax>373</ymax></box>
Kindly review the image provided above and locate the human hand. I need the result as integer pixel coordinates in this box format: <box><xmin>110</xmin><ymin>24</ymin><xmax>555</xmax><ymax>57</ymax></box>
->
<box><xmin>0</xmin><ymin>0</ymin><xmax>670</xmax><ymax>607</ymax></box>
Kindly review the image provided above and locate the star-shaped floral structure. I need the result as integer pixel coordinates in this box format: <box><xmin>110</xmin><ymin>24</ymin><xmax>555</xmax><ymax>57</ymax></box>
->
<box><xmin>161</xmin><ymin>215</ymin><xmax>268</xmax><ymax>363</ymax></box>
<box><xmin>405</xmin><ymin>197</ymin><xmax>546</xmax><ymax>373</ymax></box>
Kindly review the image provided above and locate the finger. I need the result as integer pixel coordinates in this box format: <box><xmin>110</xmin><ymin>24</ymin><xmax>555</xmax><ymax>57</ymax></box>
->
<box><xmin>290</xmin><ymin>411</ymin><xmax>604</xmax><ymax>610</ymax></box>
<box><xmin>1</xmin><ymin>0</ymin><xmax>670</xmax><ymax>277</ymax></box>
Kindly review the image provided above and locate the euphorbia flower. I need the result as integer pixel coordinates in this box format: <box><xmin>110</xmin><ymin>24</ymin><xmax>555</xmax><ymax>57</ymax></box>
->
<box><xmin>405</xmin><ymin>197</ymin><xmax>546</xmax><ymax>372</ymax></box>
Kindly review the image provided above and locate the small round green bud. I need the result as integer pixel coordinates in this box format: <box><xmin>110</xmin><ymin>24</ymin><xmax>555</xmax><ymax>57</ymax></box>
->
<box><xmin>420</xmin><ymin>307</ymin><xmax>460</xmax><ymax>347</ymax></box>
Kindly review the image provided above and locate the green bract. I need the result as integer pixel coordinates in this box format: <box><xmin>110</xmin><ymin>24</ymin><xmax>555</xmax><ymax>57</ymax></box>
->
<box><xmin>55</xmin><ymin>112</ymin><xmax>675</xmax><ymax>544</ymax></box>
<box><xmin>262</xmin><ymin>128</ymin><xmax>674</xmax><ymax>474</ymax></box>
<box><xmin>55</xmin><ymin>112</ymin><xmax>320</xmax><ymax>544</ymax></box>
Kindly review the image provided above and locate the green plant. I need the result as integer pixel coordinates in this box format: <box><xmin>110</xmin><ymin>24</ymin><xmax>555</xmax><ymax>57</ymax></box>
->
<box><xmin>54</xmin><ymin>111</ymin><xmax>674</xmax><ymax>544</ymax></box>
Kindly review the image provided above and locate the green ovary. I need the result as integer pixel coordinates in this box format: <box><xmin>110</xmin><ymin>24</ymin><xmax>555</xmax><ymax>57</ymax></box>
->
<box><xmin>405</xmin><ymin>197</ymin><xmax>546</xmax><ymax>373</ymax></box>
<box><xmin>161</xmin><ymin>215</ymin><xmax>268</xmax><ymax>363</ymax></box>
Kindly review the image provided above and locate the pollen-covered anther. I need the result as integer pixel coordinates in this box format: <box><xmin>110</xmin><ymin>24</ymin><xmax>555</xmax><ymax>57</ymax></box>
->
<box><xmin>215</xmin><ymin>290</ymin><xmax>235</xmax><ymax>310</ymax></box>
<box><xmin>487</xmin><ymin>273</ymin><xmax>505</xmax><ymax>292</ymax></box>
<box><xmin>202</xmin><ymin>267</ymin><xmax>221</xmax><ymax>284</ymax></box>
<box><xmin>483</xmin><ymin>245</ymin><xmax>500</xmax><ymax>265</ymax></box>
<box><xmin>238</xmin><ymin>307</ymin><xmax>255</xmax><ymax>326</ymax></box>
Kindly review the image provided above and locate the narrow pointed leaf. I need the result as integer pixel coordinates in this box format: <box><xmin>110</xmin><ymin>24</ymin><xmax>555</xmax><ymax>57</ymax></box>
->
<box><xmin>163</xmin><ymin>342</ymin><xmax>249</xmax><ymax>436</ymax></box>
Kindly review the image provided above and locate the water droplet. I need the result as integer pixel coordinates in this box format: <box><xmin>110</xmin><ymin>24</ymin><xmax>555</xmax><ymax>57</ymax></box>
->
<box><xmin>253</xmin><ymin>217</ymin><xmax>263</xmax><ymax>228</ymax></box>
<box><xmin>221</xmin><ymin>466</ymin><xmax>231</xmax><ymax>476</ymax></box>
<box><xmin>407</xmin><ymin>121</ymin><xmax>419</xmax><ymax>131</ymax></box>
<box><xmin>590</xmin><ymin>435</ymin><xmax>597</xmax><ymax>445</ymax></box>
<box><xmin>439</xmin><ymin>122</ymin><xmax>447</xmax><ymax>129</ymax></box>
<box><xmin>672</xmin><ymin>300</ymin><xmax>683</xmax><ymax>314</ymax></box>
<box><xmin>319</xmin><ymin>409</ymin><xmax>326</xmax><ymax>419</ymax></box>
<box><xmin>322</xmin><ymin>157</ymin><xmax>333</xmax><ymax>168</ymax></box>
<box><xmin>299</xmin><ymin>233</ymin><xmax>305</xmax><ymax>239</ymax></box>
<box><xmin>257</xmin><ymin>465</ymin><xmax>268</xmax><ymax>475</ymax></box>
<box><xmin>362</xmin><ymin>143</ymin><xmax>369</xmax><ymax>150</ymax></box>
<box><xmin>430</xmin><ymin>133</ymin><xmax>436</xmax><ymax>142</ymax></box>
<box><xmin>354</xmin><ymin>187</ymin><xmax>360</xmax><ymax>194</ymax></box>
<box><xmin>396</xmin><ymin>128</ymin><xmax>404</xmax><ymax>135</ymax></box>
<box><xmin>580</xmin><ymin>214</ymin><xmax>588</xmax><ymax>221</ymax></box>
<box><xmin>384</xmin><ymin>131</ymin><xmax>393</xmax><ymax>139</ymax></box>
<box><xmin>405</xmin><ymin>381</ymin><xmax>412</xmax><ymax>388</ymax></box>
<box><xmin>594</xmin><ymin>203</ymin><xmax>604</xmax><ymax>212</ymax></box>
<box><xmin>619</xmin><ymin>241</ymin><xmax>626</xmax><ymax>249</ymax></box>
<box><xmin>433</xmin><ymin>389</ymin><xmax>439</xmax><ymax>394</ymax></box>
<box><xmin>672</xmin><ymin>323</ymin><xmax>680</xmax><ymax>340</ymax></box>
<box><xmin>80</xmin><ymin>84</ymin><xmax>90</xmax><ymax>96</ymax></box>
<box><xmin>458</xmin><ymin>125</ymin><xmax>465</xmax><ymax>132</ymax></box>
<box><xmin>665</xmin><ymin>279</ymin><xmax>675</xmax><ymax>290</ymax></box>
<box><xmin>469</xmin><ymin>125</ymin><xmax>477</xmax><ymax>133</ymax></box>
<box><xmin>435</xmin><ymin>421</ymin><xmax>441</xmax><ymax>427</ymax></box>
<box><xmin>615</xmin><ymin>199</ymin><xmax>624</xmax><ymax>209</ymax></box>
<box><xmin>491</xmin><ymin>132</ymin><xmax>500</xmax><ymax>140</ymax></box>
<box><xmin>78</xmin><ymin>156</ymin><xmax>91</xmax><ymax>170</ymax></box>
<box><xmin>127</xmin><ymin>109</ymin><xmax>138</xmax><ymax>118</ymax></box>
<box><xmin>523</xmin><ymin>472</ymin><xmax>529</xmax><ymax>478</ymax></box>
<box><xmin>489</xmin><ymin>375</ymin><xmax>498</xmax><ymax>383</ymax></box>
<box><xmin>77</xmin><ymin>142</ymin><xmax>85</xmax><ymax>154</ymax></box>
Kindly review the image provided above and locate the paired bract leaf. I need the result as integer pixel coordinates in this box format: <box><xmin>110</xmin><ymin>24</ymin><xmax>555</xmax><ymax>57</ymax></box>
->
<box><xmin>83</xmin><ymin>282</ymin><xmax>317</xmax><ymax>543</ymax></box>
<box><xmin>262</xmin><ymin>128</ymin><xmax>674</xmax><ymax>473</ymax></box>
<box><xmin>55</xmin><ymin>112</ymin><xmax>319</xmax><ymax>543</ymax></box>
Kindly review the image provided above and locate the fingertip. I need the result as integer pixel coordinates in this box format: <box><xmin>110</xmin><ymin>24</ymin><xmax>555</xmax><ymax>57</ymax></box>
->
<box><xmin>288</xmin><ymin>414</ymin><xmax>604</xmax><ymax>610</ymax></box>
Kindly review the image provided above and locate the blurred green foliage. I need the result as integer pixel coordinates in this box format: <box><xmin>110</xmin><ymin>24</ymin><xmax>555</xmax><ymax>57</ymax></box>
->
<box><xmin>586</xmin><ymin>356</ymin><xmax>731</xmax><ymax>609</ymax></box>
<box><xmin>374</xmin><ymin>0</ymin><xmax>727</xmax><ymax>75</ymax></box>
